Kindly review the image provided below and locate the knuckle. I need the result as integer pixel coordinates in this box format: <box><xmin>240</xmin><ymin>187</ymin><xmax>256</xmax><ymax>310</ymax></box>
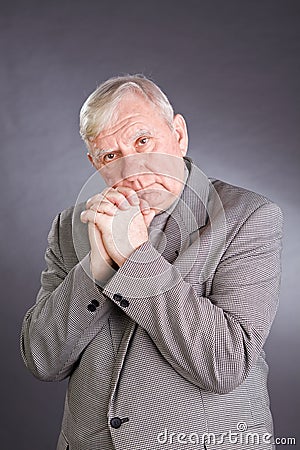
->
<box><xmin>104</xmin><ymin>188</ymin><xmax>118</xmax><ymax>199</ymax></box>
<box><xmin>116</xmin><ymin>186</ymin><xmax>132</xmax><ymax>195</ymax></box>
<box><xmin>128</xmin><ymin>189</ymin><xmax>137</xmax><ymax>196</ymax></box>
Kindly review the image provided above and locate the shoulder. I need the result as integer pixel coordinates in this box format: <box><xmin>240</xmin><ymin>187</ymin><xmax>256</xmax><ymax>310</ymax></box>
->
<box><xmin>185</xmin><ymin>158</ymin><xmax>282</xmax><ymax>229</ymax></box>
<box><xmin>210</xmin><ymin>178</ymin><xmax>283</xmax><ymax>223</ymax></box>
<box><xmin>48</xmin><ymin>202</ymin><xmax>88</xmax><ymax>270</ymax></box>
<box><xmin>207</xmin><ymin>179</ymin><xmax>283</xmax><ymax>247</ymax></box>
<box><xmin>55</xmin><ymin>202</ymin><xmax>86</xmax><ymax>231</ymax></box>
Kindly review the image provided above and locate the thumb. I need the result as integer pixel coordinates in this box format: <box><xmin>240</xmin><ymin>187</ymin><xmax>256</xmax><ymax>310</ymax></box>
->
<box><xmin>142</xmin><ymin>208</ymin><xmax>156</xmax><ymax>227</ymax></box>
<box><xmin>139</xmin><ymin>198</ymin><xmax>156</xmax><ymax>227</ymax></box>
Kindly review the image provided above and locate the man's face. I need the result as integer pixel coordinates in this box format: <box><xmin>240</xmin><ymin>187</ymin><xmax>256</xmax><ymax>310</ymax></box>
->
<box><xmin>88</xmin><ymin>93</ymin><xmax>188</xmax><ymax>213</ymax></box>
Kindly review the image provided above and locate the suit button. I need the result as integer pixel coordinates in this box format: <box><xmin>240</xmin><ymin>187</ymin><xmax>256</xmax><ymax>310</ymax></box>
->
<box><xmin>110</xmin><ymin>417</ymin><xmax>122</xmax><ymax>428</ymax></box>
<box><xmin>87</xmin><ymin>303</ymin><xmax>96</xmax><ymax>312</ymax></box>
<box><xmin>120</xmin><ymin>299</ymin><xmax>129</xmax><ymax>308</ymax></box>
<box><xmin>110</xmin><ymin>417</ymin><xmax>129</xmax><ymax>428</ymax></box>
<box><xmin>91</xmin><ymin>299</ymin><xmax>99</xmax><ymax>307</ymax></box>
<box><xmin>113</xmin><ymin>293</ymin><xmax>123</xmax><ymax>302</ymax></box>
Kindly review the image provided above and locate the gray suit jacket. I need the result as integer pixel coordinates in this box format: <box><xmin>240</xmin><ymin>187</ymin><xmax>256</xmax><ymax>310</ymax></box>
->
<box><xmin>21</xmin><ymin>158</ymin><xmax>283</xmax><ymax>450</ymax></box>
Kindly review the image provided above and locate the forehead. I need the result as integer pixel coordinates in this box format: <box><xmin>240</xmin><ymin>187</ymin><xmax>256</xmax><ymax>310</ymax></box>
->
<box><xmin>115</xmin><ymin>92</ymin><xmax>156</xmax><ymax>117</ymax></box>
<box><xmin>97</xmin><ymin>93</ymin><xmax>168</xmax><ymax>141</ymax></box>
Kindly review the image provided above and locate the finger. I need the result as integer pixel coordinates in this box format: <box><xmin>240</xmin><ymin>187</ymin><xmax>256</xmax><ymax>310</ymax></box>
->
<box><xmin>114</xmin><ymin>186</ymin><xmax>140</xmax><ymax>206</ymax></box>
<box><xmin>87</xmin><ymin>189</ymin><xmax>130</xmax><ymax>211</ymax></box>
<box><xmin>80</xmin><ymin>209</ymin><xmax>108</xmax><ymax>225</ymax></box>
<box><xmin>86</xmin><ymin>190</ymin><xmax>110</xmax><ymax>209</ymax></box>
<box><xmin>143</xmin><ymin>209</ymin><xmax>156</xmax><ymax>227</ymax></box>
<box><xmin>139</xmin><ymin>198</ymin><xmax>156</xmax><ymax>227</ymax></box>
<box><xmin>139</xmin><ymin>198</ymin><xmax>151</xmax><ymax>214</ymax></box>
<box><xmin>89</xmin><ymin>201</ymin><xmax>118</xmax><ymax>216</ymax></box>
<box><xmin>102</xmin><ymin>188</ymin><xmax>132</xmax><ymax>210</ymax></box>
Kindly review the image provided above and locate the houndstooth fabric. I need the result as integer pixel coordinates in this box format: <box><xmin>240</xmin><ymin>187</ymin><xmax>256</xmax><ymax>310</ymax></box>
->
<box><xmin>20</xmin><ymin>157</ymin><xmax>283</xmax><ymax>450</ymax></box>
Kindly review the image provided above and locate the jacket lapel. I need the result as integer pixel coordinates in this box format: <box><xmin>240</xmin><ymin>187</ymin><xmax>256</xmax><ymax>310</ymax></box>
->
<box><xmin>161</xmin><ymin>158</ymin><xmax>210</xmax><ymax>262</ymax></box>
<box><xmin>108</xmin><ymin>315</ymin><xmax>137</xmax><ymax>409</ymax></box>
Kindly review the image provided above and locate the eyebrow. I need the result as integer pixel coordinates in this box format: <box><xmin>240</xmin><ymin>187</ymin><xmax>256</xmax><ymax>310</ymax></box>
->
<box><xmin>130</xmin><ymin>129</ymin><xmax>152</xmax><ymax>141</ymax></box>
<box><xmin>93</xmin><ymin>147</ymin><xmax>113</xmax><ymax>158</ymax></box>
<box><xmin>92</xmin><ymin>129</ymin><xmax>153</xmax><ymax>158</ymax></box>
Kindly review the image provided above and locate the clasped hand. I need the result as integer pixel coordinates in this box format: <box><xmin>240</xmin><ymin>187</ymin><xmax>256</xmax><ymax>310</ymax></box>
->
<box><xmin>80</xmin><ymin>186</ymin><xmax>156</xmax><ymax>279</ymax></box>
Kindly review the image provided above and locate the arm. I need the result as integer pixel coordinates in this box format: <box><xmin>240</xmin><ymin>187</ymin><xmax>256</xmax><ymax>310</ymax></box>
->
<box><xmin>102</xmin><ymin>201</ymin><xmax>283</xmax><ymax>393</ymax></box>
<box><xmin>20</xmin><ymin>213</ymin><xmax>113</xmax><ymax>381</ymax></box>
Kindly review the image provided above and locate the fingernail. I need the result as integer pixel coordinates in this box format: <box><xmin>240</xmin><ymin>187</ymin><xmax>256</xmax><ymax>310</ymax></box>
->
<box><xmin>119</xmin><ymin>202</ymin><xmax>130</xmax><ymax>210</ymax></box>
<box><xmin>132</xmin><ymin>196</ymin><xmax>140</xmax><ymax>205</ymax></box>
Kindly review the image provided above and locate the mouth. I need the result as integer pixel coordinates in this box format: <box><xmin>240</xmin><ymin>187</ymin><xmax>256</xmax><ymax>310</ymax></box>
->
<box><xmin>136</xmin><ymin>185</ymin><xmax>175</xmax><ymax>210</ymax></box>
<box><xmin>136</xmin><ymin>183</ymin><xmax>166</xmax><ymax>195</ymax></box>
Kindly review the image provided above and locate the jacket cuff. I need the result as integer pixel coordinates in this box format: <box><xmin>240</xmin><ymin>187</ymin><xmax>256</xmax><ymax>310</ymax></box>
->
<box><xmin>103</xmin><ymin>241</ymin><xmax>182</xmax><ymax>300</ymax></box>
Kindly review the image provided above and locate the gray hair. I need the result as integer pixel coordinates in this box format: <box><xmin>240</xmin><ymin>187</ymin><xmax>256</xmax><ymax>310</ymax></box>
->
<box><xmin>79</xmin><ymin>74</ymin><xmax>175</xmax><ymax>147</ymax></box>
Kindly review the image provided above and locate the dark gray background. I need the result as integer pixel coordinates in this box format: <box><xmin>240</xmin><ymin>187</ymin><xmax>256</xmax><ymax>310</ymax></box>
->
<box><xmin>0</xmin><ymin>0</ymin><xmax>299</xmax><ymax>448</ymax></box>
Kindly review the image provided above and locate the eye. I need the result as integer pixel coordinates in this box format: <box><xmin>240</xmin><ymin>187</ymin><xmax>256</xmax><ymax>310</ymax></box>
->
<box><xmin>103</xmin><ymin>152</ymin><xmax>116</xmax><ymax>162</ymax></box>
<box><xmin>137</xmin><ymin>137</ymin><xmax>149</xmax><ymax>147</ymax></box>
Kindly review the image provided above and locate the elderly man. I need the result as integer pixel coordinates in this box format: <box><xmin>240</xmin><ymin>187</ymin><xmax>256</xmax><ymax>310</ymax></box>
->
<box><xmin>21</xmin><ymin>75</ymin><xmax>282</xmax><ymax>450</ymax></box>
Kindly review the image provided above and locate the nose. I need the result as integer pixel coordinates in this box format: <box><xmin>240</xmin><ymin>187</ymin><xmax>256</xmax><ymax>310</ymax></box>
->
<box><xmin>119</xmin><ymin>153</ymin><xmax>148</xmax><ymax>186</ymax></box>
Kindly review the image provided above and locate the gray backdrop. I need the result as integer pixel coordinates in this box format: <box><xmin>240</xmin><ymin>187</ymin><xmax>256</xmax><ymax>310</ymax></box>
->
<box><xmin>0</xmin><ymin>0</ymin><xmax>299</xmax><ymax>449</ymax></box>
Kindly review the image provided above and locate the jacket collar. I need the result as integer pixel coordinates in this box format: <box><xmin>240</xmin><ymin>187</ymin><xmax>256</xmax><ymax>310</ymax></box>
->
<box><xmin>172</xmin><ymin>156</ymin><xmax>210</xmax><ymax>235</ymax></box>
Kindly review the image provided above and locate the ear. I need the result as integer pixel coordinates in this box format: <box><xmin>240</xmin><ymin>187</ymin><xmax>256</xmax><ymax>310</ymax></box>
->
<box><xmin>172</xmin><ymin>114</ymin><xmax>188</xmax><ymax>156</ymax></box>
<box><xmin>87</xmin><ymin>152</ymin><xmax>96</xmax><ymax>168</ymax></box>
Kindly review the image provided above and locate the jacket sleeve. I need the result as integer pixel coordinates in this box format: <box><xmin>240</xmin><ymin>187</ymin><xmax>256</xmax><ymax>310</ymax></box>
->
<box><xmin>102</xmin><ymin>201</ymin><xmax>283</xmax><ymax>394</ymax></box>
<box><xmin>20</xmin><ymin>213</ymin><xmax>113</xmax><ymax>381</ymax></box>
